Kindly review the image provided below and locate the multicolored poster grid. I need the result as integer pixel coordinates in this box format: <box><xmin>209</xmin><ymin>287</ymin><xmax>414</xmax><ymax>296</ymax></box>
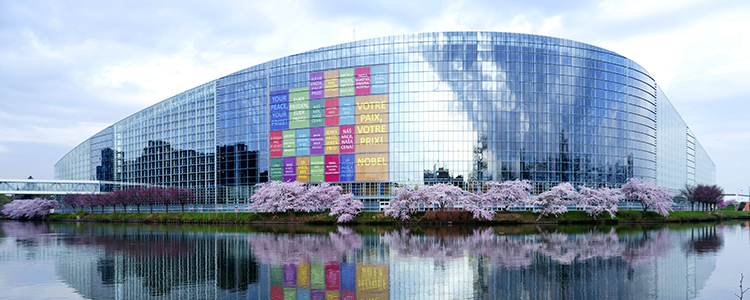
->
<box><xmin>269</xmin><ymin>65</ymin><xmax>388</xmax><ymax>183</ymax></box>
<box><xmin>270</xmin><ymin>262</ymin><xmax>389</xmax><ymax>300</ymax></box>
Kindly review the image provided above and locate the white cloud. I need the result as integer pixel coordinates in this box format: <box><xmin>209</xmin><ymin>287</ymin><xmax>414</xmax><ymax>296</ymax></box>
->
<box><xmin>596</xmin><ymin>0</ymin><xmax>709</xmax><ymax>20</ymax></box>
<box><xmin>0</xmin><ymin>123</ymin><xmax>110</xmax><ymax>147</ymax></box>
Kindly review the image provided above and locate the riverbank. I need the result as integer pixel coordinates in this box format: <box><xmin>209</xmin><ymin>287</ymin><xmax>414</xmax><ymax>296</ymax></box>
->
<box><xmin>44</xmin><ymin>209</ymin><xmax>750</xmax><ymax>225</ymax></box>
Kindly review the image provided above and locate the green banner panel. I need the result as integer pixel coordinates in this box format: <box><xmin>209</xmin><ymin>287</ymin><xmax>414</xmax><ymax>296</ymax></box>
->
<box><xmin>339</xmin><ymin>68</ymin><xmax>354</xmax><ymax>78</ymax></box>
<box><xmin>270</xmin><ymin>158</ymin><xmax>283</xmax><ymax>168</ymax></box>
<box><xmin>271</xmin><ymin>266</ymin><xmax>284</xmax><ymax>286</ymax></box>
<box><xmin>311</xmin><ymin>263</ymin><xmax>325</xmax><ymax>289</ymax></box>
<box><xmin>339</xmin><ymin>86</ymin><xmax>355</xmax><ymax>96</ymax></box>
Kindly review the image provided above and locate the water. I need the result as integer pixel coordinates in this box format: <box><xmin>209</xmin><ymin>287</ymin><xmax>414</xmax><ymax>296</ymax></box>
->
<box><xmin>0</xmin><ymin>221</ymin><xmax>748</xmax><ymax>300</ymax></box>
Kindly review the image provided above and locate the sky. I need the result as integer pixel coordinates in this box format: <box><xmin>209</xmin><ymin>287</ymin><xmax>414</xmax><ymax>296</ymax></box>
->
<box><xmin>0</xmin><ymin>0</ymin><xmax>748</xmax><ymax>194</ymax></box>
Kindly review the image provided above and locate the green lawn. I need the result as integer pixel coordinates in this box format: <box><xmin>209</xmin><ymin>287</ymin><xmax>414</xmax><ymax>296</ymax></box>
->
<box><xmin>44</xmin><ymin>209</ymin><xmax>750</xmax><ymax>225</ymax></box>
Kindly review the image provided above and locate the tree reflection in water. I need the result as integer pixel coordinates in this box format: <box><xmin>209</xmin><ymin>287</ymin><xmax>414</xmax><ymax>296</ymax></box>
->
<box><xmin>0</xmin><ymin>222</ymin><xmax>727</xmax><ymax>300</ymax></box>
<box><xmin>0</xmin><ymin>221</ymin><xmax>55</xmax><ymax>247</ymax></box>
<box><xmin>684</xmin><ymin>225</ymin><xmax>724</xmax><ymax>254</ymax></box>
<box><xmin>247</xmin><ymin>226</ymin><xmax>362</xmax><ymax>265</ymax></box>
<box><xmin>382</xmin><ymin>226</ymin><xmax>675</xmax><ymax>268</ymax></box>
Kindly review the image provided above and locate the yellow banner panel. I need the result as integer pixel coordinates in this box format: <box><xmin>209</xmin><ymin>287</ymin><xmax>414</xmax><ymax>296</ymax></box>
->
<box><xmin>356</xmin><ymin>133</ymin><xmax>388</xmax><ymax>153</ymax></box>
<box><xmin>355</xmin><ymin>153</ymin><xmax>388</xmax><ymax>181</ymax></box>
<box><xmin>356</xmin><ymin>265</ymin><xmax>389</xmax><ymax>293</ymax></box>
<box><xmin>354</xmin><ymin>95</ymin><xmax>388</xmax><ymax>115</ymax></box>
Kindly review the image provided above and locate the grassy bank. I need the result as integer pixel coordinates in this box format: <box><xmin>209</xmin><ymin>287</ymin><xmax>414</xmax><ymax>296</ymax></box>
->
<box><xmin>45</xmin><ymin>209</ymin><xmax>750</xmax><ymax>225</ymax></box>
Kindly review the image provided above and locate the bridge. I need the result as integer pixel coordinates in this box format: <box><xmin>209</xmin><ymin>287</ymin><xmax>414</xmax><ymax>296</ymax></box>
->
<box><xmin>0</xmin><ymin>179</ymin><xmax>146</xmax><ymax>195</ymax></box>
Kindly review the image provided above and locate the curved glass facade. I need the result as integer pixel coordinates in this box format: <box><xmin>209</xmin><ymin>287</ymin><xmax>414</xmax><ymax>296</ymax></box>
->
<box><xmin>54</xmin><ymin>32</ymin><xmax>715</xmax><ymax>205</ymax></box>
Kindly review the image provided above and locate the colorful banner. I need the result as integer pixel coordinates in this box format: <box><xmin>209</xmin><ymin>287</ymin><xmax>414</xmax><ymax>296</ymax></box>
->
<box><xmin>269</xmin><ymin>65</ymin><xmax>388</xmax><ymax>183</ymax></box>
<box><xmin>267</xmin><ymin>262</ymin><xmax>388</xmax><ymax>300</ymax></box>
<box><xmin>356</xmin><ymin>264</ymin><xmax>389</xmax><ymax>300</ymax></box>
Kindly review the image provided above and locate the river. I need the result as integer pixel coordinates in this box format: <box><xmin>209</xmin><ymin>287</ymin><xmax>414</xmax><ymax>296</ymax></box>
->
<box><xmin>0</xmin><ymin>220</ymin><xmax>748</xmax><ymax>299</ymax></box>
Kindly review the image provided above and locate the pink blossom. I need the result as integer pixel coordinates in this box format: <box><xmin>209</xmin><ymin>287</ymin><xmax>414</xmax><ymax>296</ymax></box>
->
<box><xmin>620</xmin><ymin>228</ymin><xmax>673</xmax><ymax>266</ymax></box>
<box><xmin>247</xmin><ymin>226</ymin><xmax>362</xmax><ymax>264</ymax></box>
<box><xmin>578</xmin><ymin>186</ymin><xmax>621</xmax><ymax>219</ymax></box>
<box><xmin>250</xmin><ymin>181</ymin><xmax>362</xmax><ymax>222</ymax></box>
<box><xmin>528</xmin><ymin>182</ymin><xmax>580</xmax><ymax>220</ymax></box>
<box><xmin>303</xmin><ymin>182</ymin><xmax>343</xmax><ymax>212</ymax></box>
<box><xmin>422</xmin><ymin>183</ymin><xmax>467</xmax><ymax>209</ymax></box>
<box><xmin>2</xmin><ymin>198</ymin><xmax>59</xmax><ymax>219</ymax></box>
<box><xmin>483</xmin><ymin>180</ymin><xmax>532</xmax><ymax>210</ymax></box>
<box><xmin>329</xmin><ymin>193</ymin><xmax>363</xmax><ymax>223</ymax></box>
<box><xmin>250</xmin><ymin>181</ymin><xmax>308</xmax><ymax>213</ymax></box>
<box><xmin>621</xmin><ymin>178</ymin><xmax>675</xmax><ymax>217</ymax></box>
<box><xmin>384</xmin><ymin>186</ymin><xmax>425</xmax><ymax>220</ymax></box>
<box><xmin>461</xmin><ymin>193</ymin><xmax>496</xmax><ymax>220</ymax></box>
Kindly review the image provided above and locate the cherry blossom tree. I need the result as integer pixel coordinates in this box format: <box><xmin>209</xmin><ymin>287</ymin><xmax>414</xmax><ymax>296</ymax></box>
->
<box><xmin>1</xmin><ymin>198</ymin><xmax>59</xmax><ymax>219</ymax></box>
<box><xmin>329</xmin><ymin>193</ymin><xmax>363</xmax><ymax>223</ymax></box>
<box><xmin>301</xmin><ymin>182</ymin><xmax>341</xmax><ymax>212</ymax></box>
<box><xmin>129</xmin><ymin>186</ymin><xmax>148</xmax><ymax>213</ymax></box>
<box><xmin>578</xmin><ymin>186</ymin><xmax>621</xmax><ymax>219</ymax></box>
<box><xmin>422</xmin><ymin>183</ymin><xmax>467</xmax><ymax>210</ymax></box>
<box><xmin>144</xmin><ymin>186</ymin><xmax>167</xmax><ymax>214</ymax></box>
<box><xmin>62</xmin><ymin>194</ymin><xmax>79</xmax><ymax>211</ymax></box>
<box><xmin>460</xmin><ymin>180</ymin><xmax>532</xmax><ymax>221</ymax></box>
<box><xmin>94</xmin><ymin>193</ymin><xmax>114</xmax><ymax>213</ymax></box>
<box><xmin>725</xmin><ymin>199</ymin><xmax>738</xmax><ymax>209</ymax></box>
<box><xmin>384</xmin><ymin>186</ymin><xmax>427</xmax><ymax>220</ymax></box>
<box><xmin>175</xmin><ymin>188</ymin><xmax>195</xmax><ymax>213</ymax></box>
<box><xmin>77</xmin><ymin>193</ymin><xmax>95</xmax><ymax>213</ymax></box>
<box><xmin>112</xmin><ymin>189</ymin><xmax>129</xmax><ymax>213</ymax></box>
<box><xmin>483</xmin><ymin>180</ymin><xmax>532</xmax><ymax>210</ymax></box>
<box><xmin>679</xmin><ymin>184</ymin><xmax>698</xmax><ymax>211</ymax></box>
<box><xmin>694</xmin><ymin>184</ymin><xmax>724</xmax><ymax>211</ymax></box>
<box><xmin>164</xmin><ymin>187</ymin><xmax>179</xmax><ymax>213</ymax></box>
<box><xmin>385</xmin><ymin>184</ymin><xmax>477</xmax><ymax>220</ymax></box>
<box><xmin>461</xmin><ymin>193</ymin><xmax>496</xmax><ymax>221</ymax></box>
<box><xmin>528</xmin><ymin>182</ymin><xmax>580</xmax><ymax>220</ymax></box>
<box><xmin>249</xmin><ymin>181</ymin><xmax>360</xmax><ymax>222</ymax></box>
<box><xmin>250</xmin><ymin>181</ymin><xmax>308</xmax><ymax>213</ymax></box>
<box><xmin>620</xmin><ymin>178</ymin><xmax>675</xmax><ymax>217</ymax></box>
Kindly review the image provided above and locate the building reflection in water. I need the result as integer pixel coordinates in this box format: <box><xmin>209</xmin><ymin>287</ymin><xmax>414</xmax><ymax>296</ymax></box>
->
<box><xmin>0</xmin><ymin>222</ymin><xmax>721</xmax><ymax>299</ymax></box>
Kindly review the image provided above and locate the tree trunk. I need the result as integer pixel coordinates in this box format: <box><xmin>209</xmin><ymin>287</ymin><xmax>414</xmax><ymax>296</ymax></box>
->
<box><xmin>181</xmin><ymin>204</ymin><xmax>185</xmax><ymax>213</ymax></box>
<box><xmin>136</xmin><ymin>205</ymin><xmax>141</xmax><ymax>213</ymax></box>
<box><xmin>691</xmin><ymin>202</ymin><xmax>694</xmax><ymax>211</ymax></box>
<box><xmin>101</xmin><ymin>206</ymin><xmax>104</xmax><ymax>214</ymax></box>
<box><xmin>165</xmin><ymin>204</ymin><xmax>168</xmax><ymax>213</ymax></box>
<box><xmin>90</xmin><ymin>206</ymin><xmax>93</xmax><ymax>213</ymax></box>
<box><xmin>123</xmin><ymin>204</ymin><xmax>127</xmax><ymax>213</ymax></box>
<box><xmin>149</xmin><ymin>204</ymin><xmax>153</xmax><ymax>214</ymax></box>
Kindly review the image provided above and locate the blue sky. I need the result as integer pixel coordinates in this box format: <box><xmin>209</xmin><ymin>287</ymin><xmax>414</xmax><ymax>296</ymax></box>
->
<box><xmin>1</xmin><ymin>0</ymin><xmax>748</xmax><ymax>194</ymax></box>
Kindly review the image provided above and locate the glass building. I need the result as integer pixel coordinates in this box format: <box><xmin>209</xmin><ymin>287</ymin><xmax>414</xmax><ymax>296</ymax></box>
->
<box><xmin>54</xmin><ymin>31</ymin><xmax>715</xmax><ymax>206</ymax></box>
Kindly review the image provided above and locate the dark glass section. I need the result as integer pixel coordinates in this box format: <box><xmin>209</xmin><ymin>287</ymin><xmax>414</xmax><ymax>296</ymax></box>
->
<box><xmin>218</xmin><ymin>143</ymin><xmax>266</xmax><ymax>186</ymax></box>
<box><xmin>122</xmin><ymin>140</ymin><xmax>214</xmax><ymax>190</ymax></box>
<box><xmin>95</xmin><ymin>147</ymin><xmax>116</xmax><ymax>182</ymax></box>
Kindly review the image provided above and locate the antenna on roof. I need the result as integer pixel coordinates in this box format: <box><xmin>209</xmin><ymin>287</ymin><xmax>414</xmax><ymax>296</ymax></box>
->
<box><xmin>353</xmin><ymin>22</ymin><xmax>356</xmax><ymax>41</ymax></box>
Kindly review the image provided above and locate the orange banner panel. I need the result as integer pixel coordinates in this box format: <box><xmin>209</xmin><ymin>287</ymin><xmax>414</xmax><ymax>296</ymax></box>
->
<box><xmin>324</xmin><ymin>70</ymin><xmax>339</xmax><ymax>79</ymax></box>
